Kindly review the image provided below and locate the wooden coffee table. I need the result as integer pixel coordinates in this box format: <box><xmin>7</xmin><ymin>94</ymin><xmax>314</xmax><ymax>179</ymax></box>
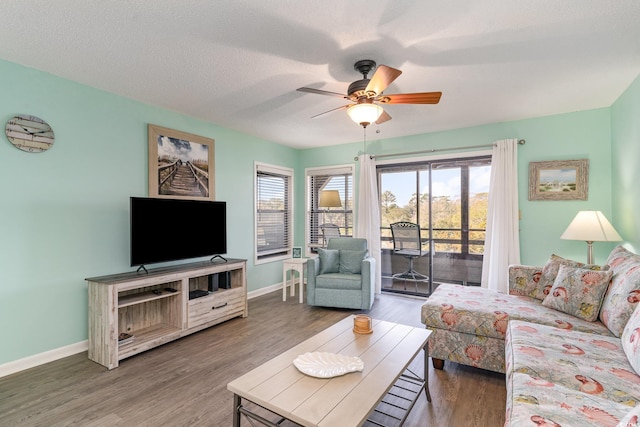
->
<box><xmin>227</xmin><ymin>315</ymin><xmax>432</xmax><ymax>426</ymax></box>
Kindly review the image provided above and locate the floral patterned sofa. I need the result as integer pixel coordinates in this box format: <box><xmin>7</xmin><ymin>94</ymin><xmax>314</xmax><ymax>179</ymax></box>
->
<box><xmin>505</xmin><ymin>319</ymin><xmax>640</xmax><ymax>426</ymax></box>
<box><xmin>422</xmin><ymin>245</ymin><xmax>640</xmax><ymax>426</ymax></box>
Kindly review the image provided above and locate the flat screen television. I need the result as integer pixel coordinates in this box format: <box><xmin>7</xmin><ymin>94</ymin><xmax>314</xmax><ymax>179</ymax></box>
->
<box><xmin>130</xmin><ymin>197</ymin><xmax>227</xmax><ymax>267</ymax></box>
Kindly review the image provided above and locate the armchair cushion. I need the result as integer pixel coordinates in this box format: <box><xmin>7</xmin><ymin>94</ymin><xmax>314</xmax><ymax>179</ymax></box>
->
<box><xmin>339</xmin><ymin>249</ymin><xmax>367</xmax><ymax>274</ymax></box>
<box><xmin>316</xmin><ymin>273</ymin><xmax>364</xmax><ymax>290</ymax></box>
<box><xmin>317</xmin><ymin>248</ymin><xmax>340</xmax><ymax>274</ymax></box>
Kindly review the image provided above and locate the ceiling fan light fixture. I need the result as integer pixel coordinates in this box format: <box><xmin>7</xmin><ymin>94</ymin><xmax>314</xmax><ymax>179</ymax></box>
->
<box><xmin>347</xmin><ymin>103</ymin><xmax>383</xmax><ymax>127</ymax></box>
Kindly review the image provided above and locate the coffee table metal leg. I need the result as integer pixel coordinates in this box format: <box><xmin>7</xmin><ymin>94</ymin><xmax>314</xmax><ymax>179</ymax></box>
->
<box><xmin>233</xmin><ymin>394</ymin><xmax>241</xmax><ymax>427</ymax></box>
<box><xmin>233</xmin><ymin>394</ymin><xmax>287</xmax><ymax>427</ymax></box>
<box><xmin>424</xmin><ymin>343</ymin><xmax>432</xmax><ymax>402</ymax></box>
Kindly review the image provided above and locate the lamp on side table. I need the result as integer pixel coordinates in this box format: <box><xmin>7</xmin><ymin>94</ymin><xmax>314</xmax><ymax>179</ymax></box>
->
<box><xmin>561</xmin><ymin>211</ymin><xmax>622</xmax><ymax>264</ymax></box>
<box><xmin>318</xmin><ymin>190</ymin><xmax>342</xmax><ymax>247</ymax></box>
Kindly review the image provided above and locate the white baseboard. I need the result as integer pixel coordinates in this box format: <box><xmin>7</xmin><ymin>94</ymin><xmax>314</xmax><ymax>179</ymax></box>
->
<box><xmin>0</xmin><ymin>340</ymin><xmax>88</xmax><ymax>379</ymax></box>
<box><xmin>1</xmin><ymin>283</ymin><xmax>293</xmax><ymax>378</ymax></box>
<box><xmin>248</xmin><ymin>282</ymin><xmax>285</xmax><ymax>299</ymax></box>
<box><xmin>248</xmin><ymin>280</ymin><xmax>306</xmax><ymax>300</ymax></box>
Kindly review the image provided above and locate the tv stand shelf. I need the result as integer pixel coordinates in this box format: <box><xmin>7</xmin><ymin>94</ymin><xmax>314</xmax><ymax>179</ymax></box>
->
<box><xmin>118</xmin><ymin>290</ymin><xmax>178</xmax><ymax>308</ymax></box>
<box><xmin>87</xmin><ymin>258</ymin><xmax>247</xmax><ymax>369</ymax></box>
<box><xmin>118</xmin><ymin>324</ymin><xmax>182</xmax><ymax>359</ymax></box>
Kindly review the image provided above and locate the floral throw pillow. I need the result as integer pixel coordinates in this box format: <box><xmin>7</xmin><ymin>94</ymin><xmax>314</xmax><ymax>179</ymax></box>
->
<box><xmin>616</xmin><ymin>403</ymin><xmax>640</xmax><ymax>427</ymax></box>
<box><xmin>621</xmin><ymin>305</ymin><xmax>640</xmax><ymax>378</ymax></box>
<box><xmin>600</xmin><ymin>246</ymin><xmax>640</xmax><ymax>337</ymax></box>
<box><xmin>542</xmin><ymin>265</ymin><xmax>613</xmax><ymax>321</ymax></box>
<box><xmin>535</xmin><ymin>254</ymin><xmax>609</xmax><ymax>300</ymax></box>
<box><xmin>508</xmin><ymin>265</ymin><xmax>543</xmax><ymax>298</ymax></box>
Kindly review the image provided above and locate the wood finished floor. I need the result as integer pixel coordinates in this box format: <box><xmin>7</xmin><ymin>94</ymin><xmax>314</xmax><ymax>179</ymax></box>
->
<box><xmin>0</xmin><ymin>290</ymin><xmax>506</xmax><ymax>427</ymax></box>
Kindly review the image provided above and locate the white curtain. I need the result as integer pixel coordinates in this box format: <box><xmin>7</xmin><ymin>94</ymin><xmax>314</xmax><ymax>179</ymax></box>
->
<box><xmin>356</xmin><ymin>154</ymin><xmax>382</xmax><ymax>294</ymax></box>
<box><xmin>481</xmin><ymin>139</ymin><xmax>521</xmax><ymax>293</ymax></box>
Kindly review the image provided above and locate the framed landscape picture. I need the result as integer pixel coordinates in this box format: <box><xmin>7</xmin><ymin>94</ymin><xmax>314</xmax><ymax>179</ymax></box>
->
<box><xmin>528</xmin><ymin>159</ymin><xmax>589</xmax><ymax>201</ymax></box>
<box><xmin>148</xmin><ymin>124</ymin><xmax>215</xmax><ymax>201</ymax></box>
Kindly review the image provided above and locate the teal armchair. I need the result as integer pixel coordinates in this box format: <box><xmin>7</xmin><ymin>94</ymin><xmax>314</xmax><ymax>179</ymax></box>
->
<box><xmin>306</xmin><ymin>237</ymin><xmax>375</xmax><ymax>310</ymax></box>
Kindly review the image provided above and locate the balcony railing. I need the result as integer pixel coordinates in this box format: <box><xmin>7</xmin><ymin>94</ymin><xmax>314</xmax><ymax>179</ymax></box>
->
<box><xmin>381</xmin><ymin>226</ymin><xmax>485</xmax><ymax>292</ymax></box>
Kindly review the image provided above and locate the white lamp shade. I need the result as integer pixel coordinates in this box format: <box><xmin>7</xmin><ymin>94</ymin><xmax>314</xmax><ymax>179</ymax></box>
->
<box><xmin>347</xmin><ymin>103</ymin><xmax>383</xmax><ymax>126</ymax></box>
<box><xmin>318</xmin><ymin>190</ymin><xmax>342</xmax><ymax>208</ymax></box>
<box><xmin>561</xmin><ymin>211</ymin><xmax>622</xmax><ymax>242</ymax></box>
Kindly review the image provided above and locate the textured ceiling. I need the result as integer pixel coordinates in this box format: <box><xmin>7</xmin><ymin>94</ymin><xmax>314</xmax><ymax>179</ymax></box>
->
<box><xmin>1</xmin><ymin>1</ymin><xmax>640</xmax><ymax>148</ymax></box>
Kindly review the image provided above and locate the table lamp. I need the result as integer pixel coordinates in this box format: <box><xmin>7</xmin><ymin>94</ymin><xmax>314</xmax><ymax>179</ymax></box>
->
<box><xmin>318</xmin><ymin>190</ymin><xmax>342</xmax><ymax>246</ymax></box>
<box><xmin>560</xmin><ymin>211</ymin><xmax>622</xmax><ymax>264</ymax></box>
<box><xmin>319</xmin><ymin>190</ymin><xmax>342</xmax><ymax>209</ymax></box>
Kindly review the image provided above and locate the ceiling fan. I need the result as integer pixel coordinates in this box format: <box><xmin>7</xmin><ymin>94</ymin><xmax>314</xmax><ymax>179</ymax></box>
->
<box><xmin>297</xmin><ymin>59</ymin><xmax>442</xmax><ymax>128</ymax></box>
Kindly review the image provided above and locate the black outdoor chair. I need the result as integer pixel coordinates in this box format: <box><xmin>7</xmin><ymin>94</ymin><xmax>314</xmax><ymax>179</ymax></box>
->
<box><xmin>390</xmin><ymin>221</ymin><xmax>429</xmax><ymax>291</ymax></box>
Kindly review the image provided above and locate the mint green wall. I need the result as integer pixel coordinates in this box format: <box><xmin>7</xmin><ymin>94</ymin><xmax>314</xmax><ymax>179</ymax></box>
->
<box><xmin>611</xmin><ymin>73</ymin><xmax>640</xmax><ymax>253</ymax></box>
<box><xmin>0</xmin><ymin>60</ymin><xmax>298</xmax><ymax>365</ymax></box>
<box><xmin>299</xmin><ymin>108</ymin><xmax>614</xmax><ymax>267</ymax></box>
<box><xmin>1</xmin><ymin>54</ymin><xmax>631</xmax><ymax>367</ymax></box>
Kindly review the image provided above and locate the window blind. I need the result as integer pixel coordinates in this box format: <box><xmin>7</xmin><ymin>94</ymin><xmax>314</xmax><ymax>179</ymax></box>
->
<box><xmin>307</xmin><ymin>171</ymin><xmax>353</xmax><ymax>245</ymax></box>
<box><xmin>256</xmin><ymin>164</ymin><xmax>292</xmax><ymax>260</ymax></box>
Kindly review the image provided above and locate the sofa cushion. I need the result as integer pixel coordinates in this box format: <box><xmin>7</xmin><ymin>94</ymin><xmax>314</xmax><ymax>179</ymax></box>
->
<box><xmin>600</xmin><ymin>246</ymin><xmax>640</xmax><ymax>337</ymax></box>
<box><xmin>338</xmin><ymin>249</ymin><xmax>367</xmax><ymax>274</ymax></box>
<box><xmin>506</xmin><ymin>320</ymin><xmax>640</xmax><ymax>407</ymax></box>
<box><xmin>542</xmin><ymin>265</ymin><xmax>613</xmax><ymax>321</ymax></box>
<box><xmin>317</xmin><ymin>248</ymin><xmax>340</xmax><ymax>274</ymax></box>
<box><xmin>505</xmin><ymin>371</ymin><xmax>632</xmax><ymax>427</ymax></box>
<box><xmin>535</xmin><ymin>254</ymin><xmax>607</xmax><ymax>300</ymax></box>
<box><xmin>622</xmin><ymin>305</ymin><xmax>640</xmax><ymax>376</ymax></box>
<box><xmin>505</xmin><ymin>320</ymin><xmax>640</xmax><ymax>427</ymax></box>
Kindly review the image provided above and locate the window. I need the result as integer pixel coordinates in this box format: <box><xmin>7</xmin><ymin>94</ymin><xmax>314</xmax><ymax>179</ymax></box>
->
<box><xmin>377</xmin><ymin>155</ymin><xmax>491</xmax><ymax>291</ymax></box>
<box><xmin>378</xmin><ymin>156</ymin><xmax>491</xmax><ymax>257</ymax></box>
<box><xmin>306</xmin><ymin>165</ymin><xmax>354</xmax><ymax>251</ymax></box>
<box><xmin>255</xmin><ymin>162</ymin><xmax>293</xmax><ymax>263</ymax></box>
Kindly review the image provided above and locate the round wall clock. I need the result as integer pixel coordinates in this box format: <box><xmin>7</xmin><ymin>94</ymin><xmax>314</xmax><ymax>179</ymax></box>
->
<box><xmin>5</xmin><ymin>114</ymin><xmax>55</xmax><ymax>153</ymax></box>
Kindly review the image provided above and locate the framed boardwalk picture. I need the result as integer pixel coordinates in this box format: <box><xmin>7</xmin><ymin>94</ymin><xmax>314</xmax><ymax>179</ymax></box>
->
<box><xmin>148</xmin><ymin>124</ymin><xmax>215</xmax><ymax>201</ymax></box>
<box><xmin>528</xmin><ymin>159</ymin><xmax>589</xmax><ymax>201</ymax></box>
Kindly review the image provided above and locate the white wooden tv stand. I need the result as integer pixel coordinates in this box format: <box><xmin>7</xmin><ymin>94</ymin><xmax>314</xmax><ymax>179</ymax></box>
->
<box><xmin>87</xmin><ymin>258</ymin><xmax>247</xmax><ymax>369</ymax></box>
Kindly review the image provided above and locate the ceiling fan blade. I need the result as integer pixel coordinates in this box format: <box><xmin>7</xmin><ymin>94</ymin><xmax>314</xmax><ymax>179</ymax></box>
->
<box><xmin>375</xmin><ymin>110</ymin><xmax>392</xmax><ymax>125</ymax></box>
<box><xmin>378</xmin><ymin>92</ymin><xmax>442</xmax><ymax>104</ymax></box>
<box><xmin>310</xmin><ymin>104</ymin><xmax>351</xmax><ymax>119</ymax></box>
<box><xmin>297</xmin><ymin>87</ymin><xmax>347</xmax><ymax>99</ymax></box>
<box><xmin>365</xmin><ymin>65</ymin><xmax>402</xmax><ymax>96</ymax></box>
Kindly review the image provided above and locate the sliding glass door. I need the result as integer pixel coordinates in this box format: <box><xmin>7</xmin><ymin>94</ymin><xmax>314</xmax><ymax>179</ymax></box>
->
<box><xmin>378</xmin><ymin>156</ymin><xmax>491</xmax><ymax>296</ymax></box>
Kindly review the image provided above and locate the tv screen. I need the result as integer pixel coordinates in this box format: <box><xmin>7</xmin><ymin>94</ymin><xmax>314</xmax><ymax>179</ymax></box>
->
<box><xmin>130</xmin><ymin>197</ymin><xmax>227</xmax><ymax>267</ymax></box>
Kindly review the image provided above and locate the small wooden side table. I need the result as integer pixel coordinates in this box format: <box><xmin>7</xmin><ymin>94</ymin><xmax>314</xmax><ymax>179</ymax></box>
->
<box><xmin>282</xmin><ymin>258</ymin><xmax>309</xmax><ymax>303</ymax></box>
